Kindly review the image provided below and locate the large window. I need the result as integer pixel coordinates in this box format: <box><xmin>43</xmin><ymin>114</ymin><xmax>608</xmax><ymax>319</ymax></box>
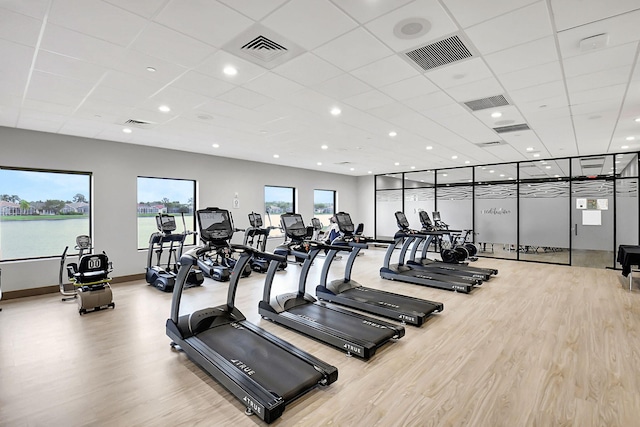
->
<box><xmin>264</xmin><ymin>186</ymin><xmax>295</xmax><ymax>238</ymax></box>
<box><xmin>313</xmin><ymin>189</ymin><xmax>336</xmax><ymax>230</ymax></box>
<box><xmin>137</xmin><ymin>177</ymin><xmax>196</xmax><ymax>249</ymax></box>
<box><xmin>0</xmin><ymin>167</ymin><xmax>91</xmax><ymax>260</ymax></box>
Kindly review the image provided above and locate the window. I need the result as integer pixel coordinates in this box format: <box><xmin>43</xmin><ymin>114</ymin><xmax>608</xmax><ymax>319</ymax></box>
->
<box><xmin>0</xmin><ymin>167</ymin><xmax>91</xmax><ymax>261</ymax></box>
<box><xmin>264</xmin><ymin>186</ymin><xmax>295</xmax><ymax>238</ymax></box>
<box><xmin>313</xmin><ymin>189</ymin><xmax>336</xmax><ymax>230</ymax></box>
<box><xmin>137</xmin><ymin>177</ymin><xmax>196</xmax><ymax>249</ymax></box>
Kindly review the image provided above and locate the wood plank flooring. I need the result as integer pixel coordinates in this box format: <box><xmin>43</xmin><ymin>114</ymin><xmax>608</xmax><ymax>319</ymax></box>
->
<box><xmin>1</xmin><ymin>248</ymin><xmax>639</xmax><ymax>426</ymax></box>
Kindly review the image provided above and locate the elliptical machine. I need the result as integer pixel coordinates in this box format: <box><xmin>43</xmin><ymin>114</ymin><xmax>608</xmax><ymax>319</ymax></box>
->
<box><xmin>430</xmin><ymin>211</ymin><xmax>478</xmax><ymax>263</ymax></box>
<box><xmin>146</xmin><ymin>213</ymin><xmax>204</xmax><ymax>292</ymax></box>
<box><xmin>243</xmin><ymin>211</ymin><xmax>281</xmax><ymax>273</ymax></box>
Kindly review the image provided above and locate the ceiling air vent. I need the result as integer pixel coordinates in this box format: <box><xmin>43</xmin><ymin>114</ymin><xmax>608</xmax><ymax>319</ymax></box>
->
<box><xmin>474</xmin><ymin>140</ymin><xmax>507</xmax><ymax>148</ymax></box>
<box><xmin>222</xmin><ymin>24</ymin><xmax>305</xmax><ymax>69</ymax></box>
<box><xmin>404</xmin><ymin>34</ymin><xmax>473</xmax><ymax>71</ymax></box>
<box><xmin>493</xmin><ymin>123</ymin><xmax>530</xmax><ymax>133</ymax></box>
<box><xmin>123</xmin><ymin>119</ymin><xmax>154</xmax><ymax>129</ymax></box>
<box><xmin>464</xmin><ymin>95</ymin><xmax>510</xmax><ymax>111</ymax></box>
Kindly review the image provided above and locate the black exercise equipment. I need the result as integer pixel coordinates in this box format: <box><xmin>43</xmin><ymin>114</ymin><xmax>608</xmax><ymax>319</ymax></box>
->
<box><xmin>432</xmin><ymin>211</ymin><xmax>479</xmax><ymax>261</ymax></box>
<box><xmin>243</xmin><ymin>212</ymin><xmax>282</xmax><ymax>273</ymax></box>
<box><xmin>146</xmin><ymin>213</ymin><xmax>203</xmax><ymax>292</ymax></box>
<box><xmin>59</xmin><ymin>234</ymin><xmax>93</xmax><ymax>301</ymax></box>
<box><xmin>260</xmin><ymin>213</ymin><xmax>404</xmax><ymax>359</ymax></box>
<box><xmin>166</xmin><ymin>207</ymin><xmax>338</xmax><ymax>423</ymax></box>
<box><xmin>316</xmin><ymin>212</ymin><xmax>443</xmax><ymax>326</ymax></box>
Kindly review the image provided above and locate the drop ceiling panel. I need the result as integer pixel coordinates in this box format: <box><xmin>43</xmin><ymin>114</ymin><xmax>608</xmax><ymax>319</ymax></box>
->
<box><xmin>342</xmin><ymin>90</ymin><xmax>396</xmax><ymax>111</ymax></box>
<box><xmin>197</xmin><ymin>50</ymin><xmax>267</xmax><ymax>85</ymax></box>
<box><xmin>364</xmin><ymin>0</ymin><xmax>458</xmax><ymax>52</ymax></box>
<box><xmin>170</xmin><ymin>71</ymin><xmax>236</xmax><ymax>99</ymax></box>
<box><xmin>425</xmin><ymin>57</ymin><xmax>493</xmax><ymax>89</ymax></box>
<box><xmin>313</xmin><ymin>28</ymin><xmax>393</xmax><ymax>72</ymax></box>
<box><xmin>313</xmin><ymin>73</ymin><xmax>372</xmax><ymax>100</ymax></box>
<box><xmin>438</xmin><ymin>113</ymin><xmax>503</xmax><ymax>142</ymax></box>
<box><xmin>261</xmin><ymin>0</ymin><xmax>358</xmax><ymax>50</ymax></box>
<box><xmin>130</xmin><ymin>23</ymin><xmax>216</xmax><ymax>68</ymax></box>
<box><xmin>351</xmin><ymin>55</ymin><xmax>420</xmax><ymax>88</ymax></box>
<box><xmin>0</xmin><ymin>0</ymin><xmax>49</xmax><ymax>19</ymax></box>
<box><xmin>48</xmin><ymin>0</ymin><xmax>147</xmax><ymax>47</ymax></box>
<box><xmin>242</xmin><ymin>72</ymin><xmax>305</xmax><ymax>101</ymax></box>
<box><xmin>550</xmin><ymin>0</ymin><xmax>640</xmax><ymax>31</ymax></box>
<box><xmin>465</xmin><ymin>2</ymin><xmax>553</xmax><ymax>55</ymax></box>
<box><xmin>497</xmin><ymin>61</ymin><xmax>563</xmax><ymax>92</ymax></box>
<box><xmin>442</xmin><ymin>0</ymin><xmax>539</xmax><ymax>29</ymax></box>
<box><xmin>154</xmin><ymin>0</ymin><xmax>253</xmax><ymax>48</ymax></box>
<box><xmin>110</xmin><ymin>50</ymin><xmax>188</xmax><ymax>84</ymax></box>
<box><xmin>0</xmin><ymin>40</ymin><xmax>33</xmax><ymax>95</ymax></box>
<box><xmin>216</xmin><ymin>86</ymin><xmax>274</xmax><ymax>110</ymax></box>
<box><xmin>569</xmin><ymin>84</ymin><xmax>626</xmax><ymax>106</ymax></box>
<box><xmin>509</xmin><ymin>80</ymin><xmax>566</xmax><ymax>104</ymax></box>
<box><xmin>404</xmin><ymin>91</ymin><xmax>456</xmax><ymax>112</ymax></box>
<box><xmin>272</xmin><ymin>53</ymin><xmax>344</xmax><ymax>86</ymax></box>
<box><xmin>562</xmin><ymin>43</ymin><xmax>638</xmax><ymax>79</ymax></box>
<box><xmin>378</xmin><ymin>75</ymin><xmax>439</xmax><ymax>101</ymax></box>
<box><xmin>40</xmin><ymin>24</ymin><xmax>126</xmax><ymax>67</ymax></box>
<box><xmin>329</xmin><ymin>0</ymin><xmax>414</xmax><ymax>24</ymax></box>
<box><xmin>0</xmin><ymin>7</ymin><xmax>43</xmax><ymax>47</ymax></box>
<box><xmin>484</xmin><ymin>36</ymin><xmax>558</xmax><ymax>76</ymax></box>
<box><xmin>445</xmin><ymin>77</ymin><xmax>505</xmax><ymax>103</ymax></box>
<box><xmin>34</xmin><ymin>51</ymin><xmax>108</xmax><ymax>84</ymax></box>
<box><xmin>103</xmin><ymin>0</ymin><xmax>167</xmax><ymax>19</ymax></box>
<box><xmin>218</xmin><ymin>0</ymin><xmax>288</xmax><ymax>21</ymax></box>
<box><xmin>25</xmin><ymin>71</ymin><xmax>94</xmax><ymax>107</ymax></box>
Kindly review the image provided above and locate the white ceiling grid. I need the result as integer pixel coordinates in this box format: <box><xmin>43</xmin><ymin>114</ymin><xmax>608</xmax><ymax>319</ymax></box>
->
<box><xmin>0</xmin><ymin>0</ymin><xmax>638</xmax><ymax>176</ymax></box>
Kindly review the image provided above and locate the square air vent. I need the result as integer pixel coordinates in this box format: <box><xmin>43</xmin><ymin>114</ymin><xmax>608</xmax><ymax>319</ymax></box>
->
<box><xmin>222</xmin><ymin>24</ymin><xmax>305</xmax><ymax>69</ymax></box>
<box><xmin>123</xmin><ymin>119</ymin><xmax>154</xmax><ymax>129</ymax></box>
<box><xmin>464</xmin><ymin>95</ymin><xmax>510</xmax><ymax>111</ymax></box>
<box><xmin>493</xmin><ymin>123</ymin><xmax>530</xmax><ymax>133</ymax></box>
<box><xmin>474</xmin><ymin>140</ymin><xmax>507</xmax><ymax>148</ymax></box>
<box><xmin>403</xmin><ymin>34</ymin><xmax>474</xmax><ymax>71</ymax></box>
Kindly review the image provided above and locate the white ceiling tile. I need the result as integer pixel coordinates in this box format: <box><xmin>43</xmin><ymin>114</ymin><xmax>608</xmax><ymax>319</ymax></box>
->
<box><xmin>342</xmin><ymin>90</ymin><xmax>396</xmax><ymax>110</ymax></box>
<box><xmin>562</xmin><ymin>43</ymin><xmax>638</xmax><ymax>79</ymax></box>
<box><xmin>465</xmin><ymin>2</ymin><xmax>553</xmax><ymax>55</ymax></box>
<box><xmin>473</xmin><ymin>105</ymin><xmax>525</xmax><ymax>128</ymax></box>
<box><xmin>404</xmin><ymin>90</ymin><xmax>456</xmax><ymax>111</ymax></box>
<box><xmin>25</xmin><ymin>71</ymin><xmax>94</xmax><ymax>107</ymax></box>
<box><xmin>171</xmin><ymin>71</ymin><xmax>236</xmax><ymax>99</ymax></box>
<box><xmin>0</xmin><ymin>7</ymin><xmax>43</xmax><ymax>46</ymax></box>
<box><xmin>437</xmin><ymin>113</ymin><xmax>499</xmax><ymax>142</ymax></box>
<box><xmin>313</xmin><ymin>28</ymin><xmax>394</xmax><ymax>72</ymax></box>
<box><xmin>131</xmin><ymin>23</ymin><xmax>217</xmax><ymax>68</ymax></box>
<box><xmin>242</xmin><ymin>72</ymin><xmax>304</xmax><ymax>100</ymax></box>
<box><xmin>34</xmin><ymin>51</ymin><xmax>108</xmax><ymax>83</ymax></box>
<box><xmin>569</xmin><ymin>83</ymin><xmax>626</xmax><ymax>106</ymax></box>
<box><xmin>379</xmin><ymin>75</ymin><xmax>439</xmax><ymax>101</ymax></box>
<box><xmin>484</xmin><ymin>36</ymin><xmax>558</xmax><ymax>75</ymax></box>
<box><xmin>261</xmin><ymin>0</ymin><xmax>357</xmax><ymax>50</ymax></box>
<box><xmin>218</xmin><ymin>0</ymin><xmax>288</xmax><ymax>21</ymax></box>
<box><xmin>154</xmin><ymin>0</ymin><xmax>254</xmax><ymax>48</ymax></box>
<box><xmin>422</xmin><ymin>103</ymin><xmax>468</xmax><ymax>120</ymax></box>
<box><xmin>272</xmin><ymin>53</ymin><xmax>343</xmax><ymax>86</ymax></box>
<box><xmin>498</xmin><ymin>61</ymin><xmax>563</xmax><ymax>92</ymax></box>
<box><xmin>103</xmin><ymin>0</ymin><xmax>170</xmax><ymax>19</ymax></box>
<box><xmin>197</xmin><ymin>50</ymin><xmax>268</xmax><ymax>85</ymax></box>
<box><xmin>0</xmin><ymin>39</ymin><xmax>33</xmax><ymax>95</ymax></box>
<box><xmin>351</xmin><ymin>55</ymin><xmax>419</xmax><ymax>87</ymax></box>
<box><xmin>217</xmin><ymin>86</ymin><xmax>274</xmax><ymax>109</ymax></box>
<box><xmin>40</xmin><ymin>23</ymin><xmax>126</xmax><ymax>67</ymax></box>
<box><xmin>442</xmin><ymin>0</ymin><xmax>539</xmax><ymax>28</ymax></box>
<box><xmin>22</xmin><ymin>98</ymin><xmax>77</xmax><ymax>115</ymax></box>
<box><xmin>86</xmin><ymin>84</ymin><xmax>150</xmax><ymax>108</ymax></box>
<box><xmin>367</xmin><ymin>102</ymin><xmax>416</xmax><ymax>120</ymax></box>
<box><xmin>425</xmin><ymin>57</ymin><xmax>494</xmax><ymax>89</ymax></box>
<box><xmin>509</xmin><ymin>80</ymin><xmax>566</xmax><ymax>104</ymax></box>
<box><xmin>0</xmin><ymin>0</ymin><xmax>49</xmax><ymax>19</ymax></box>
<box><xmin>445</xmin><ymin>77</ymin><xmax>505</xmax><ymax>102</ymax></box>
<box><xmin>313</xmin><ymin>73</ymin><xmax>372</xmax><ymax>100</ymax></box>
<box><xmin>566</xmin><ymin>65</ymin><xmax>632</xmax><ymax>94</ymax></box>
<box><xmin>365</xmin><ymin>0</ymin><xmax>458</xmax><ymax>52</ymax></box>
<box><xmin>329</xmin><ymin>0</ymin><xmax>414</xmax><ymax>24</ymax></box>
<box><xmin>570</xmin><ymin>98</ymin><xmax>624</xmax><ymax>117</ymax></box>
<box><xmin>550</xmin><ymin>0</ymin><xmax>640</xmax><ymax>31</ymax></box>
<box><xmin>48</xmin><ymin>0</ymin><xmax>147</xmax><ymax>47</ymax></box>
<box><xmin>110</xmin><ymin>49</ymin><xmax>188</xmax><ymax>85</ymax></box>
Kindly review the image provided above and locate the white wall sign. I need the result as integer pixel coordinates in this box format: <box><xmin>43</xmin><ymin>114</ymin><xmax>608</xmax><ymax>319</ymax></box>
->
<box><xmin>576</xmin><ymin>198</ymin><xmax>587</xmax><ymax>209</ymax></box>
<box><xmin>597</xmin><ymin>199</ymin><xmax>608</xmax><ymax>210</ymax></box>
<box><xmin>582</xmin><ymin>210</ymin><xmax>601</xmax><ymax>226</ymax></box>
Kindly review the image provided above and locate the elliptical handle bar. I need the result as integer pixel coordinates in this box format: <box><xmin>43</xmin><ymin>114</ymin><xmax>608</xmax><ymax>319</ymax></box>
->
<box><xmin>230</xmin><ymin>244</ymin><xmax>287</xmax><ymax>263</ymax></box>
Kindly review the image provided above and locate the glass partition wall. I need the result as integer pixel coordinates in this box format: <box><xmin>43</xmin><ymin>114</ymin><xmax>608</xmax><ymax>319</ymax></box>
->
<box><xmin>375</xmin><ymin>152</ymin><xmax>640</xmax><ymax>267</ymax></box>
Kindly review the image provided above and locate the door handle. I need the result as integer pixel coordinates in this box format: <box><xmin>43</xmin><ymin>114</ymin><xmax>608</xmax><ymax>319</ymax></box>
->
<box><xmin>574</xmin><ymin>224</ymin><xmax>578</xmax><ymax>236</ymax></box>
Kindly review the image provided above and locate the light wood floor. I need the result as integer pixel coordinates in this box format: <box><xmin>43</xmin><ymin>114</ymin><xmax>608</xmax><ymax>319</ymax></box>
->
<box><xmin>1</xmin><ymin>248</ymin><xmax>640</xmax><ymax>427</ymax></box>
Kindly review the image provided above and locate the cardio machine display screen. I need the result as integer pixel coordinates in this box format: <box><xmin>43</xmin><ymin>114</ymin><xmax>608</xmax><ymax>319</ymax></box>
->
<box><xmin>281</xmin><ymin>214</ymin><xmax>307</xmax><ymax>238</ymax></box>
<box><xmin>198</xmin><ymin>211</ymin><xmax>233</xmax><ymax>241</ymax></box>
<box><xmin>248</xmin><ymin>212</ymin><xmax>263</xmax><ymax>228</ymax></box>
<box><xmin>157</xmin><ymin>214</ymin><xmax>177</xmax><ymax>232</ymax></box>
<box><xmin>395</xmin><ymin>211</ymin><xmax>410</xmax><ymax>228</ymax></box>
<box><xmin>335</xmin><ymin>213</ymin><xmax>354</xmax><ymax>234</ymax></box>
<box><xmin>419</xmin><ymin>211</ymin><xmax>433</xmax><ymax>228</ymax></box>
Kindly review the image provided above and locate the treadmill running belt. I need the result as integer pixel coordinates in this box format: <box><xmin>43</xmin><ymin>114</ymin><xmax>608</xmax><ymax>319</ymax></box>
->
<box><xmin>197</xmin><ymin>323</ymin><xmax>323</xmax><ymax>402</ymax></box>
<box><xmin>340</xmin><ymin>287</ymin><xmax>439</xmax><ymax>314</ymax></box>
<box><xmin>287</xmin><ymin>303</ymin><xmax>397</xmax><ymax>342</ymax></box>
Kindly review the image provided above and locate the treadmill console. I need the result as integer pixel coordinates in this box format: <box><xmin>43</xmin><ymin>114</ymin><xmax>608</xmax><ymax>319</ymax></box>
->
<box><xmin>156</xmin><ymin>214</ymin><xmax>177</xmax><ymax>233</ymax></box>
<box><xmin>248</xmin><ymin>212</ymin><xmax>263</xmax><ymax>228</ymax></box>
<box><xmin>280</xmin><ymin>213</ymin><xmax>307</xmax><ymax>239</ymax></box>
<box><xmin>311</xmin><ymin>217</ymin><xmax>322</xmax><ymax>230</ymax></box>
<box><xmin>394</xmin><ymin>211</ymin><xmax>410</xmax><ymax>230</ymax></box>
<box><xmin>335</xmin><ymin>212</ymin><xmax>355</xmax><ymax>235</ymax></box>
<box><xmin>418</xmin><ymin>211</ymin><xmax>434</xmax><ymax>230</ymax></box>
<box><xmin>197</xmin><ymin>208</ymin><xmax>234</xmax><ymax>242</ymax></box>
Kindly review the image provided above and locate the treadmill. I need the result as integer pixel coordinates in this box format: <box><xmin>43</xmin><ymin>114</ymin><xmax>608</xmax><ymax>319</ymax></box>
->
<box><xmin>409</xmin><ymin>211</ymin><xmax>497</xmax><ymax>278</ymax></box>
<box><xmin>259</xmin><ymin>213</ymin><xmax>404</xmax><ymax>360</ymax></box>
<box><xmin>166</xmin><ymin>207</ymin><xmax>338</xmax><ymax>424</ymax></box>
<box><xmin>379</xmin><ymin>212</ymin><xmax>482</xmax><ymax>294</ymax></box>
<box><xmin>316</xmin><ymin>212</ymin><xmax>444</xmax><ymax>327</ymax></box>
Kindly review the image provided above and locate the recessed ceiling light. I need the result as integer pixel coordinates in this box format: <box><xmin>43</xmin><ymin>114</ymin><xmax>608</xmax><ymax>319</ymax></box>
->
<box><xmin>410</xmin><ymin>166</ymin><xmax>416</xmax><ymax>169</ymax></box>
<box><xmin>615</xmin><ymin>161</ymin><xmax>621</xmax><ymax>164</ymax></box>
<box><xmin>273</xmin><ymin>154</ymin><xmax>280</xmax><ymax>158</ymax></box>
<box><xmin>526</xmin><ymin>147</ymin><xmax>534</xmax><ymax>151</ymax></box>
<box><xmin>554</xmin><ymin>175</ymin><xmax>560</xmax><ymax>178</ymax></box>
<box><xmin>426</xmin><ymin>146</ymin><xmax>433</xmax><ymax>150</ymax></box>
<box><xmin>545</xmin><ymin>166</ymin><xmax>551</xmax><ymax>169</ymax></box>
<box><xmin>389</xmin><ymin>131</ymin><xmax>397</xmax><ymax>137</ymax></box>
<box><xmin>122</xmin><ymin>128</ymin><xmax>132</xmax><ymax>134</ymax></box>
<box><xmin>212</xmin><ymin>143</ymin><xmax>219</xmax><ymax>148</ymax></box>
<box><xmin>533</xmin><ymin>153</ymin><xmax>541</xmax><ymax>158</ymax></box>
<box><xmin>481</xmin><ymin>167</ymin><xmax>486</xmax><ymax>170</ymax></box>
<box><xmin>451</xmin><ymin>155</ymin><xmax>458</xmax><ymax>159</ymax></box>
<box><xmin>626</xmin><ymin>136</ymin><xmax>635</xmax><ymax>141</ymax></box>
<box><xmin>489</xmin><ymin>170</ymin><xmax>495</xmax><ymax>173</ymax></box>
<box><xmin>317</xmin><ymin>162</ymin><xmax>322</xmax><ymax>166</ymax></box>
<box><xmin>508</xmin><ymin>177</ymin><xmax>514</xmax><ymax>180</ymax></box>
<box><xmin>368</xmin><ymin>171</ymin><xmax>372</xmax><ymax>174</ymax></box>
<box><xmin>394</xmin><ymin>162</ymin><xmax>400</xmax><ymax>166</ymax></box>
<box><xmin>491</xmin><ymin>111</ymin><xmax>502</xmax><ymax>118</ymax></box>
<box><xmin>464</xmin><ymin>160</ymin><xmax>470</xmax><ymax>164</ymax></box>
<box><xmin>146</xmin><ymin>66</ymin><xmax>156</xmax><ymax>72</ymax></box>
<box><xmin>468</xmin><ymin>179</ymin><xmax>472</xmax><ymax>182</ymax></box>
<box><xmin>635</xmin><ymin>117</ymin><xmax>640</xmax><ymax>122</ymax></box>
<box><xmin>223</xmin><ymin>65</ymin><xmax>237</xmax><ymax>76</ymax></box>
<box><xmin>350</xmin><ymin>167</ymin><xmax>355</xmax><ymax>171</ymax></box>
<box><xmin>622</xmin><ymin>145</ymin><xmax>629</xmax><ymax>149</ymax></box>
<box><xmin>158</xmin><ymin>105</ymin><xmax>171</xmax><ymax>113</ymax></box>
<box><xmin>499</xmin><ymin>174</ymin><xmax>505</xmax><ymax>177</ymax></box>
<box><xmin>330</xmin><ymin>107</ymin><xmax>341</xmax><ymax>116</ymax></box>
<box><xmin>442</xmin><ymin>173</ymin><xmax>448</xmax><ymax>177</ymax></box>
<box><xmin>321</xmin><ymin>144</ymin><xmax>328</xmax><ymax>150</ymax></box>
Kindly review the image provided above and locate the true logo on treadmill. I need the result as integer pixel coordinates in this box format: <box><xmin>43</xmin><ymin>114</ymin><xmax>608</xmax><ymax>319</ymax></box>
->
<box><xmin>378</xmin><ymin>301</ymin><xmax>400</xmax><ymax>308</ymax></box>
<box><xmin>343</xmin><ymin>343</ymin><xmax>362</xmax><ymax>354</ymax></box>
<box><xmin>452</xmin><ymin>285</ymin><xmax>467</xmax><ymax>291</ymax></box>
<box><xmin>243</xmin><ymin>396</ymin><xmax>262</xmax><ymax>415</ymax></box>
<box><xmin>231</xmin><ymin>359</ymin><xmax>255</xmax><ymax>376</ymax></box>
<box><xmin>399</xmin><ymin>314</ymin><xmax>415</xmax><ymax>322</ymax></box>
<box><xmin>230</xmin><ymin>322</ymin><xmax>244</xmax><ymax>330</ymax></box>
<box><xmin>362</xmin><ymin>320</ymin><xmax>386</xmax><ymax>329</ymax></box>
<box><xmin>299</xmin><ymin>314</ymin><xmax>316</xmax><ymax>322</ymax></box>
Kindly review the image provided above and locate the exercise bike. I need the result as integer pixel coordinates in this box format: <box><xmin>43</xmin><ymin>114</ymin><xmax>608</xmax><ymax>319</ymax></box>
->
<box><xmin>146</xmin><ymin>213</ymin><xmax>204</xmax><ymax>292</ymax></box>
<box><xmin>59</xmin><ymin>235</ymin><xmax>95</xmax><ymax>301</ymax></box>
<box><xmin>430</xmin><ymin>211</ymin><xmax>478</xmax><ymax>263</ymax></box>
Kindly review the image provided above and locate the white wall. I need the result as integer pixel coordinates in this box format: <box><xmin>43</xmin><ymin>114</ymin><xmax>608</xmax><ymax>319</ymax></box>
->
<box><xmin>0</xmin><ymin>127</ymin><xmax>363</xmax><ymax>292</ymax></box>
